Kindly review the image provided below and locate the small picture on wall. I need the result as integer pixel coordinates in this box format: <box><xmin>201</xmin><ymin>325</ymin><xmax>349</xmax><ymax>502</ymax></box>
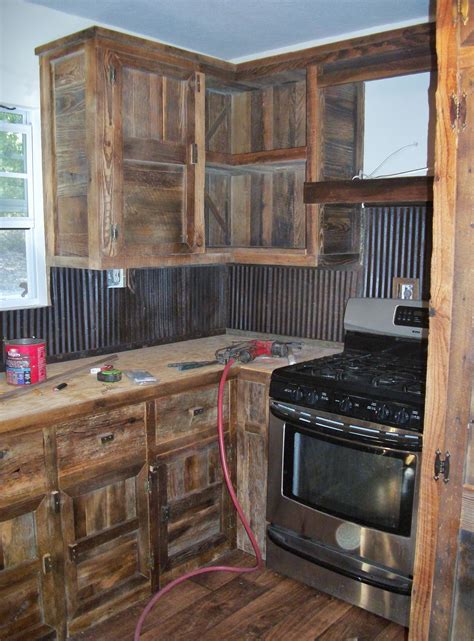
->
<box><xmin>392</xmin><ymin>277</ymin><xmax>420</xmax><ymax>301</ymax></box>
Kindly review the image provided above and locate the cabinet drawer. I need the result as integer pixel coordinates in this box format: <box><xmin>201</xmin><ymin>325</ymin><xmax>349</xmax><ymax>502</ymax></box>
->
<box><xmin>0</xmin><ymin>431</ymin><xmax>48</xmax><ymax>508</ymax></box>
<box><xmin>56</xmin><ymin>404</ymin><xmax>146</xmax><ymax>478</ymax></box>
<box><xmin>155</xmin><ymin>384</ymin><xmax>230</xmax><ymax>449</ymax></box>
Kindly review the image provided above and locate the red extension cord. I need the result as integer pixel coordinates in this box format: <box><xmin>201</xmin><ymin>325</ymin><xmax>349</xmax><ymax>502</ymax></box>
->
<box><xmin>134</xmin><ymin>358</ymin><xmax>264</xmax><ymax>640</ymax></box>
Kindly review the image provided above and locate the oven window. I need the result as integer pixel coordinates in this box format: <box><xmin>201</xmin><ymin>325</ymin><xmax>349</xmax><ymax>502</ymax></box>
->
<box><xmin>283</xmin><ymin>425</ymin><xmax>417</xmax><ymax>536</ymax></box>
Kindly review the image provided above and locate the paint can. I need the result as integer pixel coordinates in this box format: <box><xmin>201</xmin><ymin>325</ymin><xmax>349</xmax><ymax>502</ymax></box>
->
<box><xmin>5</xmin><ymin>338</ymin><xmax>47</xmax><ymax>385</ymax></box>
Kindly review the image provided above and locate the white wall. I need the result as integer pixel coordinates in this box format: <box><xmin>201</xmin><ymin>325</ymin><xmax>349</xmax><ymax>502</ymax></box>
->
<box><xmin>363</xmin><ymin>73</ymin><xmax>431</xmax><ymax>178</ymax></box>
<box><xmin>0</xmin><ymin>0</ymin><xmax>98</xmax><ymax>109</ymax></box>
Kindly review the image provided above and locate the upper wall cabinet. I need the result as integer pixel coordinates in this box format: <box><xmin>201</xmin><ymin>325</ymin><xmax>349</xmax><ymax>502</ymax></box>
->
<box><xmin>37</xmin><ymin>29</ymin><xmax>206</xmax><ymax>269</ymax></box>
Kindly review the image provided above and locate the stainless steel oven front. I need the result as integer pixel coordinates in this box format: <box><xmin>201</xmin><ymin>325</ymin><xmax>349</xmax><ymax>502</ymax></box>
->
<box><xmin>266</xmin><ymin>399</ymin><xmax>422</xmax><ymax>626</ymax></box>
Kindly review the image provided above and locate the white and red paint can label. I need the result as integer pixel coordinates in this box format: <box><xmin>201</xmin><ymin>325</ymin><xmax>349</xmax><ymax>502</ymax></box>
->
<box><xmin>5</xmin><ymin>338</ymin><xmax>47</xmax><ymax>385</ymax></box>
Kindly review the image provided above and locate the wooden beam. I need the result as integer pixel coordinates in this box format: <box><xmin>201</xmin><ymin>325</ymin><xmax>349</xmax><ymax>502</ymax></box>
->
<box><xmin>304</xmin><ymin>176</ymin><xmax>433</xmax><ymax>205</ymax></box>
<box><xmin>206</xmin><ymin>147</ymin><xmax>306</xmax><ymax>168</ymax></box>
<box><xmin>236</xmin><ymin>23</ymin><xmax>435</xmax><ymax>81</ymax></box>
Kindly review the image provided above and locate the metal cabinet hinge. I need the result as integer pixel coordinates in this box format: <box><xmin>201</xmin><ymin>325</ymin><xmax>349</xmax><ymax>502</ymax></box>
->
<box><xmin>42</xmin><ymin>553</ymin><xmax>54</xmax><ymax>574</ymax></box>
<box><xmin>450</xmin><ymin>93</ymin><xmax>467</xmax><ymax>131</ymax></box>
<box><xmin>191</xmin><ymin>143</ymin><xmax>198</xmax><ymax>164</ymax></box>
<box><xmin>161</xmin><ymin>506</ymin><xmax>170</xmax><ymax>523</ymax></box>
<box><xmin>69</xmin><ymin>544</ymin><xmax>79</xmax><ymax>563</ymax></box>
<box><xmin>51</xmin><ymin>491</ymin><xmax>61</xmax><ymax>514</ymax></box>
<box><xmin>109</xmin><ymin>65</ymin><xmax>117</xmax><ymax>84</ymax></box>
<box><xmin>110</xmin><ymin>224</ymin><xmax>119</xmax><ymax>242</ymax></box>
<box><xmin>144</xmin><ymin>479</ymin><xmax>152</xmax><ymax>494</ymax></box>
<box><xmin>434</xmin><ymin>449</ymin><xmax>450</xmax><ymax>483</ymax></box>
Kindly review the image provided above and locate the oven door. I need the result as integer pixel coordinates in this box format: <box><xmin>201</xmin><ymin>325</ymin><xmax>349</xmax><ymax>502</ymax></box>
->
<box><xmin>267</xmin><ymin>400</ymin><xmax>422</xmax><ymax>576</ymax></box>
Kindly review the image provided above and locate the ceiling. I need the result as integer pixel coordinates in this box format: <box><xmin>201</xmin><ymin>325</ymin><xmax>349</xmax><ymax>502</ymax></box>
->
<box><xmin>26</xmin><ymin>0</ymin><xmax>432</xmax><ymax>61</ymax></box>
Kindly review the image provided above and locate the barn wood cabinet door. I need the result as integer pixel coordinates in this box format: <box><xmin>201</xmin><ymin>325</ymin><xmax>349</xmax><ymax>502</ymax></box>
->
<box><xmin>54</xmin><ymin>403</ymin><xmax>150</xmax><ymax>636</ymax></box>
<box><xmin>102</xmin><ymin>50</ymin><xmax>205</xmax><ymax>263</ymax></box>
<box><xmin>149</xmin><ymin>383</ymin><xmax>236</xmax><ymax>585</ymax></box>
<box><xmin>0</xmin><ymin>496</ymin><xmax>61</xmax><ymax>641</ymax></box>
<box><xmin>0</xmin><ymin>428</ymin><xmax>62</xmax><ymax>641</ymax></box>
<box><xmin>151</xmin><ymin>435</ymin><xmax>236</xmax><ymax>586</ymax></box>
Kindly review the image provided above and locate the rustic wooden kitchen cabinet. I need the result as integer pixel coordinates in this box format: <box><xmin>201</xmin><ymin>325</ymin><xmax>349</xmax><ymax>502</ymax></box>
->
<box><xmin>0</xmin><ymin>429</ymin><xmax>63</xmax><ymax>641</ymax></box>
<box><xmin>149</xmin><ymin>383</ymin><xmax>236</xmax><ymax>586</ymax></box>
<box><xmin>37</xmin><ymin>28</ymin><xmax>206</xmax><ymax>269</ymax></box>
<box><xmin>204</xmin><ymin>71</ymin><xmax>364</xmax><ymax>266</ymax></box>
<box><xmin>0</xmin><ymin>375</ymin><xmax>237</xmax><ymax>640</ymax></box>
<box><xmin>54</xmin><ymin>404</ymin><xmax>150</xmax><ymax>637</ymax></box>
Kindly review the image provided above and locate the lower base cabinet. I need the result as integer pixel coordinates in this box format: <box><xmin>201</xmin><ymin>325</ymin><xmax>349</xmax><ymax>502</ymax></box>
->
<box><xmin>0</xmin><ymin>495</ymin><xmax>61</xmax><ymax>641</ymax></box>
<box><xmin>1</xmin><ymin>379</ymin><xmax>237</xmax><ymax>640</ymax></box>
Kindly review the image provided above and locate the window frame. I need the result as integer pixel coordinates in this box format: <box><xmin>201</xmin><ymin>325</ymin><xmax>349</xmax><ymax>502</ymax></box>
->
<box><xmin>0</xmin><ymin>105</ymin><xmax>48</xmax><ymax>311</ymax></box>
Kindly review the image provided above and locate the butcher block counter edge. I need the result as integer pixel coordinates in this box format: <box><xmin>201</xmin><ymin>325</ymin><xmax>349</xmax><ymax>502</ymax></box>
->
<box><xmin>0</xmin><ymin>333</ymin><xmax>342</xmax><ymax>434</ymax></box>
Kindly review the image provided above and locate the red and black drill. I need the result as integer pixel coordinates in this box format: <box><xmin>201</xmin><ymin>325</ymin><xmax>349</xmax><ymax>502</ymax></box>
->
<box><xmin>167</xmin><ymin>339</ymin><xmax>302</xmax><ymax>371</ymax></box>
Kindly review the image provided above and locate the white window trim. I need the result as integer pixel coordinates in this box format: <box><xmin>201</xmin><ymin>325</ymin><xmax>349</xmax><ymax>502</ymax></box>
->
<box><xmin>0</xmin><ymin>106</ymin><xmax>48</xmax><ymax>311</ymax></box>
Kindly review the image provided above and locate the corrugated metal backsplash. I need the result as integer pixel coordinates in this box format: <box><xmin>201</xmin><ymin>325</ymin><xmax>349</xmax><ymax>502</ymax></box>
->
<box><xmin>1</xmin><ymin>266</ymin><xmax>227</xmax><ymax>363</ymax></box>
<box><xmin>1</xmin><ymin>204</ymin><xmax>431</xmax><ymax>362</ymax></box>
<box><xmin>362</xmin><ymin>204</ymin><xmax>432</xmax><ymax>299</ymax></box>
<box><xmin>228</xmin><ymin>265</ymin><xmax>360</xmax><ymax>342</ymax></box>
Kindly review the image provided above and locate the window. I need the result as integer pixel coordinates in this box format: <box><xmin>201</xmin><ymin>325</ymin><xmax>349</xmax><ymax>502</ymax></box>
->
<box><xmin>0</xmin><ymin>105</ymin><xmax>47</xmax><ymax>310</ymax></box>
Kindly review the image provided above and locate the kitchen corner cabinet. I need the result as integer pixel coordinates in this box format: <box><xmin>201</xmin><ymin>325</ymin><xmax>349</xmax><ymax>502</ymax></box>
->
<box><xmin>204</xmin><ymin>70</ymin><xmax>364</xmax><ymax>266</ymax></box>
<box><xmin>37</xmin><ymin>29</ymin><xmax>205</xmax><ymax>269</ymax></box>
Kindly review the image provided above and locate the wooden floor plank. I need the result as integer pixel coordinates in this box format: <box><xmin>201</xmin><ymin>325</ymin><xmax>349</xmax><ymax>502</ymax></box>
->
<box><xmin>202</xmin><ymin>576</ymin><xmax>316</xmax><ymax>640</ymax></box>
<box><xmin>190</xmin><ymin>548</ymin><xmax>257</xmax><ymax>590</ymax></box>
<box><xmin>70</xmin><ymin>551</ymin><xmax>408</xmax><ymax>641</ymax></box>
<box><xmin>142</xmin><ymin>575</ymin><xmax>267</xmax><ymax>641</ymax></box>
<box><xmin>314</xmin><ymin>605</ymin><xmax>397</xmax><ymax>641</ymax></box>
<box><xmin>262</xmin><ymin>594</ymin><xmax>352</xmax><ymax>641</ymax></box>
<box><xmin>70</xmin><ymin>579</ymin><xmax>210</xmax><ymax>641</ymax></box>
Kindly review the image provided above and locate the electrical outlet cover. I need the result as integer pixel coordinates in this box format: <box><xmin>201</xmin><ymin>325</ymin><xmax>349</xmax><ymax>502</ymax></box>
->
<box><xmin>107</xmin><ymin>269</ymin><xmax>126</xmax><ymax>288</ymax></box>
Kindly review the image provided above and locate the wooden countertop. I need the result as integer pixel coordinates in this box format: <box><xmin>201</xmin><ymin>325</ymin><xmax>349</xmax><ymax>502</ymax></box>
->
<box><xmin>0</xmin><ymin>333</ymin><xmax>342</xmax><ymax>434</ymax></box>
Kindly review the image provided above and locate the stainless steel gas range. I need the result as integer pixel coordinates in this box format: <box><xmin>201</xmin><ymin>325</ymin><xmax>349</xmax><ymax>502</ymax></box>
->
<box><xmin>266</xmin><ymin>298</ymin><xmax>429</xmax><ymax>626</ymax></box>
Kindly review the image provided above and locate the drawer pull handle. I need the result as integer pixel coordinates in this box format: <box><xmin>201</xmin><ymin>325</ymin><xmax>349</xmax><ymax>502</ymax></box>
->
<box><xmin>0</xmin><ymin>450</ymin><xmax>7</xmax><ymax>460</ymax></box>
<box><xmin>101</xmin><ymin>434</ymin><xmax>114</xmax><ymax>445</ymax></box>
<box><xmin>189</xmin><ymin>407</ymin><xmax>205</xmax><ymax>417</ymax></box>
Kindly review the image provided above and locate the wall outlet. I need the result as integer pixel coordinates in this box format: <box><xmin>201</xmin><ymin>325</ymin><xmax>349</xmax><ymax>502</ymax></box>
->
<box><xmin>392</xmin><ymin>277</ymin><xmax>420</xmax><ymax>300</ymax></box>
<box><xmin>107</xmin><ymin>269</ymin><xmax>127</xmax><ymax>288</ymax></box>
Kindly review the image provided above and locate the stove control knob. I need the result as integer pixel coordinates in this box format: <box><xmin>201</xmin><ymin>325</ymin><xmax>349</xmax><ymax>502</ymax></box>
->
<box><xmin>292</xmin><ymin>386</ymin><xmax>304</xmax><ymax>403</ymax></box>
<box><xmin>394</xmin><ymin>408</ymin><xmax>411</xmax><ymax>426</ymax></box>
<box><xmin>376</xmin><ymin>403</ymin><xmax>391</xmax><ymax>421</ymax></box>
<box><xmin>339</xmin><ymin>396</ymin><xmax>353</xmax><ymax>413</ymax></box>
<box><xmin>304</xmin><ymin>389</ymin><xmax>319</xmax><ymax>405</ymax></box>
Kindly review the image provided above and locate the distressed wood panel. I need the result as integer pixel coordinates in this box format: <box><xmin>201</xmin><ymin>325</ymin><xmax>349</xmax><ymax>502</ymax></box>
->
<box><xmin>0</xmin><ymin>497</ymin><xmax>59</xmax><ymax>641</ymax></box>
<box><xmin>0</xmin><ymin>431</ymin><xmax>48</xmax><ymax>508</ymax></box>
<box><xmin>154</xmin><ymin>384</ymin><xmax>229</xmax><ymax>454</ymax></box>
<box><xmin>60</xmin><ymin>464</ymin><xmax>150</xmax><ymax>636</ymax></box>
<box><xmin>51</xmin><ymin>52</ymin><xmax>88</xmax><ymax>258</ymax></box>
<box><xmin>236</xmin><ymin>379</ymin><xmax>268</xmax><ymax>558</ymax></box>
<box><xmin>321</xmin><ymin>83</ymin><xmax>363</xmax><ymax>180</ymax></box>
<box><xmin>156</xmin><ymin>436</ymin><xmax>236</xmax><ymax>583</ymax></box>
<box><xmin>55</xmin><ymin>404</ymin><xmax>146</xmax><ymax>481</ymax></box>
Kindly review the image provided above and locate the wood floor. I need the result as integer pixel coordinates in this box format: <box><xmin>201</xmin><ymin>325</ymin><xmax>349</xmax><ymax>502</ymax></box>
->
<box><xmin>71</xmin><ymin>550</ymin><xmax>409</xmax><ymax>641</ymax></box>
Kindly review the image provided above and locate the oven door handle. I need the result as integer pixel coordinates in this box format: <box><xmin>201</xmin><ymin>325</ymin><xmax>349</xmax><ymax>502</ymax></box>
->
<box><xmin>270</xmin><ymin>402</ymin><xmax>422</xmax><ymax>452</ymax></box>
<box><xmin>268</xmin><ymin>526</ymin><xmax>412</xmax><ymax>596</ymax></box>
